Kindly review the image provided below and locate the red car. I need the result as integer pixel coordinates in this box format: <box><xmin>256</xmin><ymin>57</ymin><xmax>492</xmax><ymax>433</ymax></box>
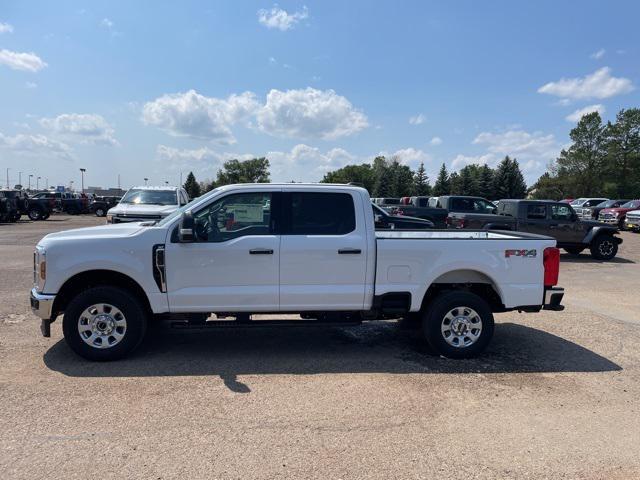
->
<box><xmin>598</xmin><ymin>199</ymin><xmax>640</xmax><ymax>229</ymax></box>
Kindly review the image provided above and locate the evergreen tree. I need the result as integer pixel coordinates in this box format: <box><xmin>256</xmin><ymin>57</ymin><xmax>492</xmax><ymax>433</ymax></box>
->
<box><xmin>478</xmin><ymin>164</ymin><xmax>495</xmax><ymax>199</ymax></box>
<box><xmin>449</xmin><ymin>172</ymin><xmax>461</xmax><ymax>194</ymax></box>
<box><xmin>182</xmin><ymin>171</ymin><xmax>201</xmax><ymax>199</ymax></box>
<box><xmin>432</xmin><ymin>163</ymin><xmax>451</xmax><ymax>196</ymax></box>
<box><xmin>493</xmin><ymin>156</ymin><xmax>527</xmax><ymax>199</ymax></box>
<box><xmin>413</xmin><ymin>162</ymin><xmax>431</xmax><ymax>196</ymax></box>
<box><xmin>457</xmin><ymin>166</ymin><xmax>477</xmax><ymax>195</ymax></box>
<box><xmin>372</xmin><ymin>156</ymin><xmax>392</xmax><ymax>197</ymax></box>
<box><xmin>388</xmin><ymin>157</ymin><xmax>415</xmax><ymax>197</ymax></box>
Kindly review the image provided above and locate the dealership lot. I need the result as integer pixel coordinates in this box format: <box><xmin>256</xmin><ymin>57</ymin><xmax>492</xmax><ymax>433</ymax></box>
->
<box><xmin>1</xmin><ymin>216</ymin><xmax>640</xmax><ymax>479</ymax></box>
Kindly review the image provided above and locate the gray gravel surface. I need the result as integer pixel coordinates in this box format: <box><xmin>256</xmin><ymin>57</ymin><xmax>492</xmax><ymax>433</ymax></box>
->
<box><xmin>1</xmin><ymin>216</ymin><xmax>639</xmax><ymax>479</ymax></box>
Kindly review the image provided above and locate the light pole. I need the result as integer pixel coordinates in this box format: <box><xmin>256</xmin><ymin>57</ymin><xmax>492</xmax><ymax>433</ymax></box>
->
<box><xmin>36</xmin><ymin>176</ymin><xmax>41</xmax><ymax>191</ymax></box>
<box><xmin>5</xmin><ymin>168</ymin><xmax>9</xmax><ymax>189</ymax></box>
<box><xmin>45</xmin><ymin>177</ymin><xmax>49</xmax><ymax>189</ymax></box>
<box><xmin>28</xmin><ymin>174</ymin><xmax>33</xmax><ymax>191</ymax></box>
<box><xmin>144</xmin><ymin>177</ymin><xmax>148</xmax><ymax>186</ymax></box>
<box><xmin>18</xmin><ymin>171</ymin><xmax>22</xmax><ymax>187</ymax></box>
<box><xmin>79</xmin><ymin>168</ymin><xmax>86</xmax><ymax>193</ymax></box>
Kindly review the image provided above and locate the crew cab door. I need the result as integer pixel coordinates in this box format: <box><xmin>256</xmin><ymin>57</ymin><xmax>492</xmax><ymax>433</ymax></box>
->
<box><xmin>164</xmin><ymin>190</ymin><xmax>280</xmax><ymax>312</ymax></box>
<box><xmin>549</xmin><ymin>203</ymin><xmax>583</xmax><ymax>243</ymax></box>
<box><xmin>279</xmin><ymin>190</ymin><xmax>368</xmax><ymax>310</ymax></box>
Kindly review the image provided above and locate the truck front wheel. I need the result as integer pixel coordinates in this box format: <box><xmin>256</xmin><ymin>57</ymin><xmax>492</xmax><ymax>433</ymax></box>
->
<box><xmin>62</xmin><ymin>286</ymin><xmax>147</xmax><ymax>361</ymax></box>
<box><xmin>422</xmin><ymin>291</ymin><xmax>494</xmax><ymax>359</ymax></box>
<box><xmin>590</xmin><ymin>235</ymin><xmax>618</xmax><ymax>260</ymax></box>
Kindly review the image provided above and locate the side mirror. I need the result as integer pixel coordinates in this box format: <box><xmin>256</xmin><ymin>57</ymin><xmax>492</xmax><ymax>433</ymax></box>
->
<box><xmin>178</xmin><ymin>211</ymin><xmax>195</xmax><ymax>242</ymax></box>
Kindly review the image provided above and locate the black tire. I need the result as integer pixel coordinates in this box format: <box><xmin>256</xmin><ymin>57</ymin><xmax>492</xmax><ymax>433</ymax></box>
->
<box><xmin>564</xmin><ymin>246</ymin><xmax>585</xmax><ymax>256</ymax></box>
<box><xmin>28</xmin><ymin>208</ymin><xmax>42</xmax><ymax>221</ymax></box>
<box><xmin>590</xmin><ymin>234</ymin><xmax>618</xmax><ymax>260</ymax></box>
<box><xmin>13</xmin><ymin>214</ymin><xmax>21</xmax><ymax>222</ymax></box>
<box><xmin>422</xmin><ymin>291</ymin><xmax>494</xmax><ymax>359</ymax></box>
<box><xmin>95</xmin><ymin>207</ymin><xmax>105</xmax><ymax>217</ymax></box>
<box><xmin>62</xmin><ymin>286</ymin><xmax>147</xmax><ymax>361</ymax></box>
<box><xmin>41</xmin><ymin>212</ymin><xmax>50</xmax><ymax>220</ymax></box>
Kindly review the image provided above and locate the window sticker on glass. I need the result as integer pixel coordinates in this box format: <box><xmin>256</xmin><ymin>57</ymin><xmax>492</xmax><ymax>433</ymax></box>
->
<box><xmin>227</xmin><ymin>204</ymin><xmax>264</xmax><ymax>223</ymax></box>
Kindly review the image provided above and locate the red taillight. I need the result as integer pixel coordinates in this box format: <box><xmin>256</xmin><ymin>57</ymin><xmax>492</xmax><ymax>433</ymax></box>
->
<box><xmin>459</xmin><ymin>219</ymin><xmax>466</xmax><ymax>228</ymax></box>
<box><xmin>543</xmin><ymin>247</ymin><xmax>560</xmax><ymax>287</ymax></box>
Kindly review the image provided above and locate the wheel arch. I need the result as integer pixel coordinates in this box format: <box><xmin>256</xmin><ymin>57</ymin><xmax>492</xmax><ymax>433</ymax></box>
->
<box><xmin>421</xmin><ymin>269</ymin><xmax>505</xmax><ymax>312</ymax></box>
<box><xmin>52</xmin><ymin>269</ymin><xmax>152</xmax><ymax>318</ymax></box>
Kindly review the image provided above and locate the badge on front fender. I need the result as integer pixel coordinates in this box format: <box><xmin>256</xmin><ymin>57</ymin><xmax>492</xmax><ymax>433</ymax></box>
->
<box><xmin>505</xmin><ymin>249</ymin><xmax>537</xmax><ymax>258</ymax></box>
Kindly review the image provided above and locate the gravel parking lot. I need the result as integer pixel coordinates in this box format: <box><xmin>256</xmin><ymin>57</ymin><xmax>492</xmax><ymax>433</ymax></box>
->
<box><xmin>1</xmin><ymin>215</ymin><xmax>639</xmax><ymax>479</ymax></box>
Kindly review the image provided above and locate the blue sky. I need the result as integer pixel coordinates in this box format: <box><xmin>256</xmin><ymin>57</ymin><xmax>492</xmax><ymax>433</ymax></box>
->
<box><xmin>1</xmin><ymin>1</ymin><xmax>639</xmax><ymax>190</ymax></box>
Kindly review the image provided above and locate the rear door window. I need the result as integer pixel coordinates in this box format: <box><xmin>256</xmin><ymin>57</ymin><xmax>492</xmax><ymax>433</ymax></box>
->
<box><xmin>287</xmin><ymin>192</ymin><xmax>355</xmax><ymax>235</ymax></box>
<box><xmin>551</xmin><ymin>204</ymin><xmax>573</xmax><ymax>221</ymax></box>
<box><xmin>527</xmin><ymin>204</ymin><xmax>547</xmax><ymax>220</ymax></box>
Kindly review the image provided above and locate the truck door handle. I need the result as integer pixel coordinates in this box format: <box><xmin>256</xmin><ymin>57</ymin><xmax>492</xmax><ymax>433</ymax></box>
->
<box><xmin>249</xmin><ymin>249</ymin><xmax>274</xmax><ymax>255</ymax></box>
<box><xmin>338</xmin><ymin>248</ymin><xmax>362</xmax><ymax>254</ymax></box>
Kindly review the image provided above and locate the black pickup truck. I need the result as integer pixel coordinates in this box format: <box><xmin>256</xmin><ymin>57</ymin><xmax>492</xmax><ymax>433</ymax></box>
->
<box><xmin>391</xmin><ymin>196</ymin><xmax>448</xmax><ymax>228</ymax></box>
<box><xmin>372</xmin><ymin>203</ymin><xmax>434</xmax><ymax>230</ymax></box>
<box><xmin>90</xmin><ymin>196</ymin><xmax>121</xmax><ymax>217</ymax></box>
<box><xmin>449</xmin><ymin>199</ymin><xmax>622</xmax><ymax>260</ymax></box>
<box><xmin>0</xmin><ymin>190</ymin><xmax>19</xmax><ymax>222</ymax></box>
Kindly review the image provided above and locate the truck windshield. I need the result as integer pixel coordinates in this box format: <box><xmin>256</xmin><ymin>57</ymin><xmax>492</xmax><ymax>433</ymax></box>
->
<box><xmin>120</xmin><ymin>189</ymin><xmax>177</xmax><ymax>206</ymax></box>
<box><xmin>621</xmin><ymin>200</ymin><xmax>640</xmax><ymax>209</ymax></box>
<box><xmin>570</xmin><ymin>198</ymin><xmax>587</xmax><ymax>206</ymax></box>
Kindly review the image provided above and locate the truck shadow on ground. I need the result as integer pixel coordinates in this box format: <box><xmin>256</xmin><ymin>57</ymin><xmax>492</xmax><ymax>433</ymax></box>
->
<box><xmin>43</xmin><ymin>321</ymin><xmax>621</xmax><ymax>393</ymax></box>
<box><xmin>560</xmin><ymin>253</ymin><xmax>635</xmax><ymax>264</ymax></box>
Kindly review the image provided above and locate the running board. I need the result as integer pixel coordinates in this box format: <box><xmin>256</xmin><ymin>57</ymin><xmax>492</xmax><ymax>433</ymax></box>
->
<box><xmin>170</xmin><ymin>319</ymin><xmax>362</xmax><ymax>329</ymax></box>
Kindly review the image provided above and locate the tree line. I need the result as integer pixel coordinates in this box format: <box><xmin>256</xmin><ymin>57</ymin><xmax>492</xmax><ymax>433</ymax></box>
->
<box><xmin>531</xmin><ymin>108</ymin><xmax>640</xmax><ymax>200</ymax></box>
<box><xmin>182</xmin><ymin>106</ymin><xmax>639</xmax><ymax>202</ymax></box>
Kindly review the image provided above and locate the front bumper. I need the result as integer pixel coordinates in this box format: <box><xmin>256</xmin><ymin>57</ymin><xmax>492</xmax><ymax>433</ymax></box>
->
<box><xmin>599</xmin><ymin>217</ymin><xmax>619</xmax><ymax>224</ymax></box>
<box><xmin>30</xmin><ymin>288</ymin><xmax>56</xmax><ymax>337</ymax></box>
<box><xmin>543</xmin><ymin>287</ymin><xmax>565</xmax><ymax>311</ymax></box>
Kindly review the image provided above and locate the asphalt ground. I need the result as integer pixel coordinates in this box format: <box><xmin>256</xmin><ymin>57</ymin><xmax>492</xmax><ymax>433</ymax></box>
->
<box><xmin>1</xmin><ymin>215</ymin><xmax>639</xmax><ymax>479</ymax></box>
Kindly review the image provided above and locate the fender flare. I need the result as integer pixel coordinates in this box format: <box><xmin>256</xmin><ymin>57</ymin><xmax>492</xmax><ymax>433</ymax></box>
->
<box><xmin>583</xmin><ymin>226</ymin><xmax>620</xmax><ymax>244</ymax></box>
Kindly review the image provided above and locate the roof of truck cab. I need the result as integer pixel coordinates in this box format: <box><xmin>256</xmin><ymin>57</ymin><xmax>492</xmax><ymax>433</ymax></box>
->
<box><xmin>215</xmin><ymin>183</ymin><xmax>369</xmax><ymax>193</ymax></box>
<box><xmin>129</xmin><ymin>185</ymin><xmax>180</xmax><ymax>190</ymax></box>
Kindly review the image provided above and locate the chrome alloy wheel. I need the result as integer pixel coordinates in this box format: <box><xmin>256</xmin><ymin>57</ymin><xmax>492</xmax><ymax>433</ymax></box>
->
<box><xmin>599</xmin><ymin>239</ymin><xmax>615</xmax><ymax>257</ymax></box>
<box><xmin>440</xmin><ymin>306</ymin><xmax>482</xmax><ymax>348</ymax></box>
<box><xmin>78</xmin><ymin>303</ymin><xmax>127</xmax><ymax>349</ymax></box>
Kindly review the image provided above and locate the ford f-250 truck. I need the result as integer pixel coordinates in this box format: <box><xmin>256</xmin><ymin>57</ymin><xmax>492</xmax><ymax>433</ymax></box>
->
<box><xmin>30</xmin><ymin>184</ymin><xmax>564</xmax><ymax>361</ymax></box>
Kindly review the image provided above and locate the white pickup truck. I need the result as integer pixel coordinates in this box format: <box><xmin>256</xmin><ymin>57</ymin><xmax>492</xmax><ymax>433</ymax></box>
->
<box><xmin>30</xmin><ymin>183</ymin><xmax>564</xmax><ymax>361</ymax></box>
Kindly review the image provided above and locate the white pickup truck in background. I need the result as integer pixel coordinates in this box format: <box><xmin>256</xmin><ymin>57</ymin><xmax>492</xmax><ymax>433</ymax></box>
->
<box><xmin>30</xmin><ymin>184</ymin><xmax>564</xmax><ymax>361</ymax></box>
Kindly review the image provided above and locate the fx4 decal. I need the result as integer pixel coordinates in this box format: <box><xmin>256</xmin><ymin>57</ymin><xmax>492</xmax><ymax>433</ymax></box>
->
<box><xmin>505</xmin><ymin>249</ymin><xmax>537</xmax><ymax>258</ymax></box>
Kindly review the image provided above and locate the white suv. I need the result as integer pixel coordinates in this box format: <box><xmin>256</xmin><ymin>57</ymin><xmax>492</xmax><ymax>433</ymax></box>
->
<box><xmin>107</xmin><ymin>186</ymin><xmax>189</xmax><ymax>223</ymax></box>
<box><xmin>570</xmin><ymin>198</ymin><xmax>608</xmax><ymax>219</ymax></box>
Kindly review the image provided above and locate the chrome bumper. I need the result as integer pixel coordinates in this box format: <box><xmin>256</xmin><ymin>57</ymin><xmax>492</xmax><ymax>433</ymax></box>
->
<box><xmin>30</xmin><ymin>288</ymin><xmax>56</xmax><ymax>337</ymax></box>
<box><xmin>599</xmin><ymin>218</ymin><xmax>618</xmax><ymax>224</ymax></box>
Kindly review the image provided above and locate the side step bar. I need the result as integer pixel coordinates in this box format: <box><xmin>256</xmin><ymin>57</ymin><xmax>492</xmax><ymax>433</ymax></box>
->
<box><xmin>170</xmin><ymin>319</ymin><xmax>362</xmax><ymax>329</ymax></box>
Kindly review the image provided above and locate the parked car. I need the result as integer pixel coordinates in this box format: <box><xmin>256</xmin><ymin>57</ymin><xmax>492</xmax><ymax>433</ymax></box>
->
<box><xmin>598</xmin><ymin>200</ymin><xmax>640</xmax><ymax>230</ymax></box>
<box><xmin>372</xmin><ymin>203</ymin><xmax>434</xmax><ymax>230</ymax></box>
<box><xmin>90</xmin><ymin>196</ymin><xmax>121</xmax><ymax>217</ymax></box>
<box><xmin>625</xmin><ymin>209</ymin><xmax>640</xmax><ymax>232</ymax></box>
<box><xmin>106</xmin><ymin>186</ymin><xmax>189</xmax><ymax>223</ymax></box>
<box><xmin>30</xmin><ymin>191</ymin><xmax>85</xmax><ymax>215</ymax></box>
<box><xmin>0</xmin><ymin>190</ymin><xmax>19</xmax><ymax>222</ymax></box>
<box><xmin>371</xmin><ymin>197</ymin><xmax>401</xmax><ymax>211</ymax></box>
<box><xmin>587</xmin><ymin>199</ymin><xmax>631</xmax><ymax>220</ymax></box>
<box><xmin>569</xmin><ymin>198</ymin><xmax>609</xmax><ymax>219</ymax></box>
<box><xmin>30</xmin><ymin>183</ymin><xmax>564</xmax><ymax>361</ymax></box>
<box><xmin>448</xmin><ymin>199</ymin><xmax>621</xmax><ymax>260</ymax></box>
<box><xmin>389</xmin><ymin>196</ymin><xmax>448</xmax><ymax>228</ymax></box>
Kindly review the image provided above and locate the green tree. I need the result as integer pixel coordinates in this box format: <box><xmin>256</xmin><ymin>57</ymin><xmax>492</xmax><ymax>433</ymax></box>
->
<box><xmin>432</xmin><ymin>163</ymin><xmax>451</xmax><ymax>196</ymax></box>
<box><xmin>388</xmin><ymin>157</ymin><xmax>415</xmax><ymax>197</ymax></box>
<box><xmin>449</xmin><ymin>172</ymin><xmax>461</xmax><ymax>194</ymax></box>
<box><xmin>530</xmin><ymin>171</ymin><xmax>566</xmax><ymax>200</ymax></box>
<box><xmin>372</xmin><ymin>156</ymin><xmax>392</xmax><ymax>197</ymax></box>
<box><xmin>478</xmin><ymin>164</ymin><xmax>495</xmax><ymax>199</ymax></box>
<box><xmin>493</xmin><ymin>156</ymin><xmax>527</xmax><ymax>199</ymax></box>
<box><xmin>556</xmin><ymin>112</ymin><xmax>607</xmax><ymax>197</ymax></box>
<box><xmin>457</xmin><ymin>165</ymin><xmax>478</xmax><ymax>195</ymax></box>
<box><xmin>604</xmin><ymin>108</ymin><xmax>640</xmax><ymax>198</ymax></box>
<box><xmin>322</xmin><ymin>163</ymin><xmax>375</xmax><ymax>192</ymax></box>
<box><xmin>182</xmin><ymin>171</ymin><xmax>201</xmax><ymax>199</ymax></box>
<box><xmin>413</xmin><ymin>162</ymin><xmax>431</xmax><ymax>196</ymax></box>
<box><xmin>216</xmin><ymin>157</ymin><xmax>271</xmax><ymax>186</ymax></box>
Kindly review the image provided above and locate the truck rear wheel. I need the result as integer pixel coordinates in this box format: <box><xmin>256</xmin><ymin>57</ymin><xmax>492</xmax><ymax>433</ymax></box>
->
<box><xmin>95</xmin><ymin>207</ymin><xmax>105</xmax><ymax>217</ymax></box>
<box><xmin>62</xmin><ymin>286</ymin><xmax>147</xmax><ymax>361</ymax></box>
<box><xmin>28</xmin><ymin>208</ymin><xmax>42</xmax><ymax>221</ymax></box>
<box><xmin>590</xmin><ymin>235</ymin><xmax>618</xmax><ymax>260</ymax></box>
<box><xmin>422</xmin><ymin>291</ymin><xmax>494</xmax><ymax>359</ymax></box>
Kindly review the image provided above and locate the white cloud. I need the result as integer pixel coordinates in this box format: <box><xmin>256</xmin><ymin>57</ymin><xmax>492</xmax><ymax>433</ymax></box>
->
<box><xmin>40</xmin><ymin>113</ymin><xmax>118</xmax><ymax>146</ymax></box>
<box><xmin>0</xmin><ymin>49</ymin><xmax>47</xmax><ymax>72</ymax></box>
<box><xmin>379</xmin><ymin>147</ymin><xmax>431</xmax><ymax>169</ymax></box>
<box><xmin>142</xmin><ymin>90</ymin><xmax>259</xmax><ymax>144</ymax></box>
<box><xmin>430</xmin><ymin>136</ymin><xmax>442</xmax><ymax>146</ymax></box>
<box><xmin>101</xmin><ymin>18</ymin><xmax>114</xmax><ymax>29</ymax></box>
<box><xmin>257</xmin><ymin>87</ymin><xmax>368</xmax><ymax>140</ymax></box>
<box><xmin>565</xmin><ymin>104</ymin><xmax>605</xmax><ymax>123</ymax></box>
<box><xmin>451</xmin><ymin>154</ymin><xmax>494</xmax><ymax>170</ymax></box>
<box><xmin>267</xmin><ymin>144</ymin><xmax>357</xmax><ymax>182</ymax></box>
<box><xmin>408</xmin><ymin>113</ymin><xmax>425</xmax><ymax>125</ymax></box>
<box><xmin>590</xmin><ymin>48</ymin><xmax>606</xmax><ymax>60</ymax></box>
<box><xmin>538</xmin><ymin>67</ymin><xmax>634</xmax><ymax>100</ymax></box>
<box><xmin>0</xmin><ymin>132</ymin><xmax>71</xmax><ymax>160</ymax></box>
<box><xmin>257</xmin><ymin>5</ymin><xmax>308</xmax><ymax>31</ymax></box>
<box><xmin>0</xmin><ymin>22</ymin><xmax>13</xmax><ymax>34</ymax></box>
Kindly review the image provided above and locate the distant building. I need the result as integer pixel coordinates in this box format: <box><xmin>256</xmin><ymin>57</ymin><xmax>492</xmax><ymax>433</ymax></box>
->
<box><xmin>86</xmin><ymin>186</ymin><xmax>127</xmax><ymax>196</ymax></box>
